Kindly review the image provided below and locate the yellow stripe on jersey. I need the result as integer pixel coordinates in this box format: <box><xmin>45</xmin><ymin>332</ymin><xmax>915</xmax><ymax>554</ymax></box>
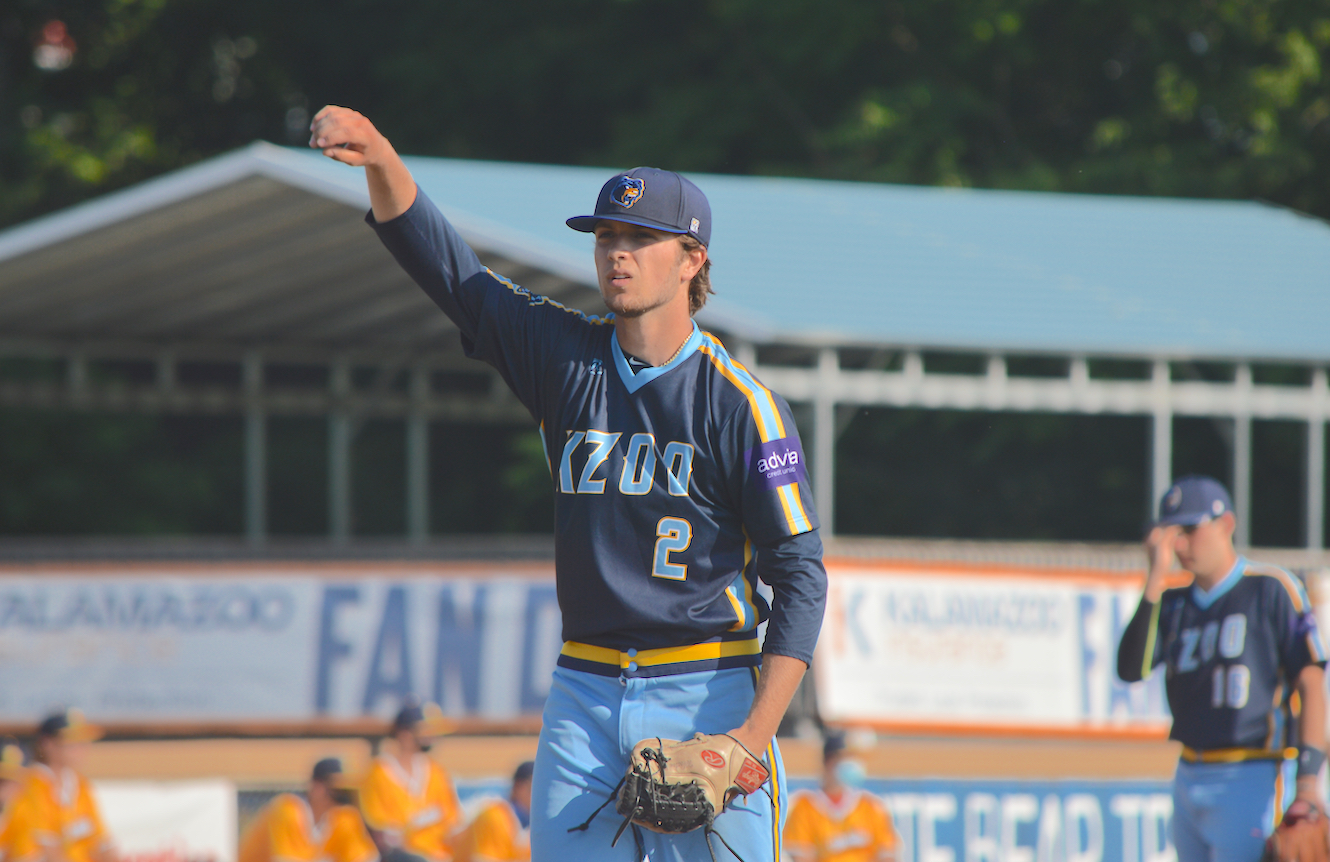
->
<box><xmin>777</xmin><ymin>483</ymin><xmax>813</xmax><ymax>534</ymax></box>
<box><xmin>1141</xmin><ymin>599</ymin><xmax>1162</xmax><ymax>681</ymax></box>
<box><xmin>561</xmin><ymin>635</ymin><xmax>761</xmax><ymax>669</ymax></box>
<box><xmin>1243</xmin><ymin>563</ymin><xmax>1328</xmax><ymax>661</ymax></box>
<box><xmin>768</xmin><ymin>740</ymin><xmax>782</xmax><ymax>862</ymax></box>
<box><xmin>697</xmin><ymin>339</ymin><xmax>786</xmax><ymax>442</ymax></box>
<box><xmin>724</xmin><ymin>584</ymin><xmax>747</xmax><ymax>631</ymax></box>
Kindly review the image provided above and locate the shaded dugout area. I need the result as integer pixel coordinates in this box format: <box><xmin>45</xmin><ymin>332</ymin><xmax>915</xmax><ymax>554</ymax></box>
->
<box><xmin>3</xmin><ymin>144</ymin><xmax>1330</xmax><ymax>548</ymax></box>
<box><xmin>2</xmin><ymin>402</ymin><xmax>1321</xmax><ymax>546</ymax></box>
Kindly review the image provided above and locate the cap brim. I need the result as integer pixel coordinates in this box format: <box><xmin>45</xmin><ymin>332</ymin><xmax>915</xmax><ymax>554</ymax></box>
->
<box><xmin>417</xmin><ymin>716</ymin><xmax>456</xmax><ymax>739</ymax></box>
<box><xmin>1155</xmin><ymin>512</ymin><xmax>1214</xmax><ymax>527</ymax></box>
<box><xmin>566</xmin><ymin>214</ymin><xmax>688</xmax><ymax>236</ymax></box>
<box><xmin>60</xmin><ymin>723</ymin><xmax>104</xmax><ymax>743</ymax></box>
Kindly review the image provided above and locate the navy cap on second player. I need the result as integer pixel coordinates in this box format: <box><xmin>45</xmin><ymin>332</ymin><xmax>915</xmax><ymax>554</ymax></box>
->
<box><xmin>567</xmin><ymin>167</ymin><xmax>711</xmax><ymax>247</ymax></box>
<box><xmin>1157</xmin><ymin>475</ymin><xmax>1233</xmax><ymax>526</ymax></box>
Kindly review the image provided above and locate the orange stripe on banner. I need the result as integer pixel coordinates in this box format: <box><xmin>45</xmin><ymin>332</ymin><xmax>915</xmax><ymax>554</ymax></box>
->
<box><xmin>832</xmin><ymin>718</ymin><xmax>1173</xmax><ymax>742</ymax></box>
<box><xmin>0</xmin><ymin>561</ymin><xmax>558</xmax><ymax>578</ymax></box>
<box><xmin>823</xmin><ymin>557</ymin><xmax>1195</xmax><ymax>589</ymax></box>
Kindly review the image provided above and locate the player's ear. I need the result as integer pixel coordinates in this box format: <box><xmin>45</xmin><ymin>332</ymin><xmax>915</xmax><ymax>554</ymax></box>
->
<box><xmin>1216</xmin><ymin>511</ymin><xmax>1237</xmax><ymax>539</ymax></box>
<box><xmin>678</xmin><ymin>238</ymin><xmax>706</xmax><ymax>281</ymax></box>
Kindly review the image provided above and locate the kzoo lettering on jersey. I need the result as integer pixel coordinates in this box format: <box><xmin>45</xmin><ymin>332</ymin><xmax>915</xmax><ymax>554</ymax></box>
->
<box><xmin>780</xmin><ymin>778</ymin><xmax>1175</xmax><ymax>862</ymax></box>
<box><xmin>558</xmin><ymin>429</ymin><xmax>694</xmax><ymax>496</ymax></box>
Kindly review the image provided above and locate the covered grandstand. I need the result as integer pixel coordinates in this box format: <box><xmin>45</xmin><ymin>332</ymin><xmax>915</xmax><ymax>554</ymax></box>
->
<box><xmin>1</xmin><ymin>141</ymin><xmax>1329</xmax><ymax>549</ymax></box>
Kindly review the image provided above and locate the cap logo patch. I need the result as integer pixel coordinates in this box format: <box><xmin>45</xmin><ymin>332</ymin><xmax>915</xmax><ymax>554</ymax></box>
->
<box><xmin>610</xmin><ymin>176</ymin><xmax>645</xmax><ymax>208</ymax></box>
<box><xmin>1165</xmin><ymin>485</ymin><xmax>1183</xmax><ymax>512</ymax></box>
<box><xmin>690</xmin><ymin>217</ymin><xmax>700</xmax><ymax>233</ymax></box>
<box><xmin>1212</xmin><ymin>500</ymin><xmax>1224</xmax><ymax>515</ymax></box>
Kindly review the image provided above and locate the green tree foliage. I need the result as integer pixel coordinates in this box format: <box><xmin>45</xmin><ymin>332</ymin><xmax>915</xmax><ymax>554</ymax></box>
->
<box><xmin>4</xmin><ymin>0</ymin><xmax>1330</xmax><ymax>228</ymax></box>
<box><xmin>2</xmin><ymin>1</ymin><xmax>1325</xmax><ymax>539</ymax></box>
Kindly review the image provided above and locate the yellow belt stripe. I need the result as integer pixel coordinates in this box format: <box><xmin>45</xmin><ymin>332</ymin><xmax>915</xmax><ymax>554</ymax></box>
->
<box><xmin>560</xmin><ymin>637</ymin><xmax>760</xmax><ymax>668</ymax></box>
<box><xmin>1180</xmin><ymin>746</ymin><xmax>1296</xmax><ymax>763</ymax></box>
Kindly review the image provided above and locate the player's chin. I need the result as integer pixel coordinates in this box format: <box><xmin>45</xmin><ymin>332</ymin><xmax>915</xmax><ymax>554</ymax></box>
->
<box><xmin>601</xmin><ymin>293</ymin><xmax>649</xmax><ymax>318</ymax></box>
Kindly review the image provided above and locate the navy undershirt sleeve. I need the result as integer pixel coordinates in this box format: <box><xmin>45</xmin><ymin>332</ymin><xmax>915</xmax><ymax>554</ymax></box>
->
<box><xmin>368</xmin><ymin>186</ymin><xmax>596</xmax><ymax>420</ymax></box>
<box><xmin>366</xmin><ymin>186</ymin><xmax>488</xmax><ymax>341</ymax></box>
<box><xmin>753</xmin><ymin>528</ymin><xmax>827</xmax><ymax>666</ymax></box>
<box><xmin>1116</xmin><ymin>597</ymin><xmax>1159</xmax><ymax>683</ymax></box>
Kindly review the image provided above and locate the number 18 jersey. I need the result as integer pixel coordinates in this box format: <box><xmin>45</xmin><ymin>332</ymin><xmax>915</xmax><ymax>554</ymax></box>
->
<box><xmin>1119</xmin><ymin>557</ymin><xmax>1327</xmax><ymax>752</ymax></box>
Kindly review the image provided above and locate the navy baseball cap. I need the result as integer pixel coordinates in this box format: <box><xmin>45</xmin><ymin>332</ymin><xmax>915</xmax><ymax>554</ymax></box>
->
<box><xmin>513</xmin><ymin>760</ymin><xmax>535</xmax><ymax>783</ymax></box>
<box><xmin>37</xmin><ymin>709</ymin><xmax>102</xmax><ymax>742</ymax></box>
<box><xmin>566</xmin><ymin>167</ymin><xmax>712</xmax><ymax>247</ymax></box>
<box><xmin>823</xmin><ymin>732</ymin><xmax>848</xmax><ymax>762</ymax></box>
<box><xmin>311</xmin><ymin>757</ymin><xmax>343</xmax><ymax>783</ymax></box>
<box><xmin>1157</xmin><ymin>475</ymin><xmax>1234</xmax><ymax>526</ymax></box>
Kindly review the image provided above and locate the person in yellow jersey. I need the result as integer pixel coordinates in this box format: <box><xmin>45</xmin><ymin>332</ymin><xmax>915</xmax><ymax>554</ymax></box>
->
<box><xmin>784</xmin><ymin>733</ymin><xmax>897</xmax><ymax>862</ymax></box>
<box><xmin>462</xmin><ymin>762</ymin><xmax>532</xmax><ymax>862</ymax></box>
<box><xmin>240</xmin><ymin>758</ymin><xmax>378</xmax><ymax>862</ymax></box>
<box><xmin>19</xmin><ymin>711</ymin><xmax>114</xmax><ymax>862</ymax></box>
<box><xmin>359</xmin><ymin>702</ymin><xmax>462</xmax><ymax>862</ymax></box>
<box><xmin>1</xmin><ymin>738</ymin><xmax>49</xmax><ymax>862</ymax></box>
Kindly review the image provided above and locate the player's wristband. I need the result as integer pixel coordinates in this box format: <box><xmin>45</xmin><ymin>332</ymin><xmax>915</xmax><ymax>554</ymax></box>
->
<box><xmin>1297</xmin><ymin>745</ymin><xmax>1327</xmax><ymax>778</ymax></box>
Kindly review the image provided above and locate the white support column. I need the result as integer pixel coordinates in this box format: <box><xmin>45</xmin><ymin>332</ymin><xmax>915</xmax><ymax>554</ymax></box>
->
<box><xmin>814</xmin><ymin>348</ymin><xmax>838</xmax><ymax>535</ymax></box>
<box><xmin>1308</xmin><ymin>368</ymin><xmax>1327</xmax><ymax>549</ymax></box>
<box><xmin>406</xmin><ymin>366</ymin><xmax>430</xmax><ymax>545</ymax></box>
<box><xmin>156</xmin><ymin>351</ymin><xmax>175</xmax><ymax>393</ymax></box>
<box><xmin>1233</xmin><ymin>364</ymin><xmax>1252</xmax><ymax>547</ymax></box>
<box><xmin>243</xmin><ymin>351</ymin><xmax>266</xmax><ymax>545</ymax></box>
<box><xmin>329</xmin><ymin>360</ymin><xmax>352</xmax><ymax>543</ymax></box>
<box><xmin>732</xmin><ymin>340</ymin><xmax>757</xmax><ymax>369</ymax></box>
<box><xmin>67</xmin><ymin>352</ymin><xmax>87</xmax><ymax>403</ymax></box>
<box><xmin>1150</xmin><ymin>360</ymin><xmax>1173</xmax><ymax>515</ymax></box>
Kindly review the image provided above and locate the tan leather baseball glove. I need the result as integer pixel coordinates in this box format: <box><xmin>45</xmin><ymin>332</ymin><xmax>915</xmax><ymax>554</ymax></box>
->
<box><xmin>615</xmin><ymin>733</ymin><xmax>771</xmax><ymax>834</ymax></box>
<box><xmin>1264</xmin><ymin>801</ymin><xmax>1330</xmax><ymax>862</ymax></box>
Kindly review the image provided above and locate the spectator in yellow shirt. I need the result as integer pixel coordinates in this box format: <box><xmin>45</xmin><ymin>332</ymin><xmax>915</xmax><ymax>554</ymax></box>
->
<box><xmin>19</xmin><ymin>711</ymin><xmax>114</xmax><ymax>862</ymax></box>
<box><xmin>240</xmin><ymin>758</ymin><xmax>378</xmax><ymax>862</ymax></box>
<box><xmin>0</xmin><ymin>738</ymin><xmax>49</xmax><ymax>862</ymax></box>
<box><xmin>462</xmin><ymin>762</ymin><xmax>532</xmax><ymax>862</ymax></box>
<box><xmin>784</xmin><ymin>734</ymin><xmax>897</xmax><ymax>862</ymax></box>
<box><xmin>359</xmin><ymin>703</ymin><xmax>462</xmax><ymax>862</ymax></box>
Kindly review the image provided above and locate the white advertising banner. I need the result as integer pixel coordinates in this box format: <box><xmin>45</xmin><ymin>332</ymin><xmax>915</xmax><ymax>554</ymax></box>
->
<box><xmin>95</xmin><ymin>780</ymin><xmax>237</xmax><ymax>862</ymax></box>
<box><xmin>0</xmin><ymin>565</ymin><xmax>559</xmax><ymax>725</ymax></box>
<box><xmin>817</xmin><ymin>562</ymin><xmax>1171</xmax><ymax>734</ymax></box>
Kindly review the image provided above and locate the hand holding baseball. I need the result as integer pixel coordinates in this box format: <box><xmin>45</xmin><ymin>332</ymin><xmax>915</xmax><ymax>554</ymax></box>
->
<box><xmin>309</xmin><ymin>105</ymin><xmax>417</xmax><ymax>222</ymax></box>
<box><xmin>309</xmin><ymin>105</ymin><xmax>394</xmax><ymax>168</ymax></box>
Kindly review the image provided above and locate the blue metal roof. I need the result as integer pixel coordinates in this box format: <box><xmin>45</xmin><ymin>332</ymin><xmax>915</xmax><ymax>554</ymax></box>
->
<box><xmin>7</xmin><ymin>142</ymin><xmax>1327</xmax><ymax>361</ymax></box>
<box><xmin>353</xmin><ymin>150</ymin><xmax>1330</xmax><ymax>361</ymax></box>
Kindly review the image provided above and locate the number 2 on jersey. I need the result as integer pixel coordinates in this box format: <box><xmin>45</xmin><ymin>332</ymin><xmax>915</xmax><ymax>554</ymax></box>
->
<box><xmin>653</xmin><ymin>517</ymin><xmax>692</xmax><ymax>580</ymax></box>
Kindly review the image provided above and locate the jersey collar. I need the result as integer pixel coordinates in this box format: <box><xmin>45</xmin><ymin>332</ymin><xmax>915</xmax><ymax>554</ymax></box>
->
<box><xmin>1191</xmin><ymin>556</ymin><xmax>1246</xmax><ymax>609</ymax></box>
<box><xmin>610</xmin><ymin>322</ymin><xmax>703</xmax><ymax>394</ymax></box>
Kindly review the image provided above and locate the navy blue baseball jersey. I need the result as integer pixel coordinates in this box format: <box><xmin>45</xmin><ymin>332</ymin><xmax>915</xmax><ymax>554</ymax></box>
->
<box><xmin>1118</xmin><ymin>557</ymin><xmax>1327</xmax><ymax>753</ymax></box>
<box><xmin>370</xmin><ymin>189</ymin><xmax>826</xmax><ymax>667</ymax></box>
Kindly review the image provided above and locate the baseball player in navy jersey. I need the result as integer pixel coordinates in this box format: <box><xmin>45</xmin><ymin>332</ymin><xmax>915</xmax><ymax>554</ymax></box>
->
<box><xmin>1118</xmin><ymin>475</ymin><xmax>1328</xmax><ymax>862</ymax></box>
<box><xmin>309</xmin><ymin>107</ymin><xmax>827</xmax><ymax>861</ymax></box>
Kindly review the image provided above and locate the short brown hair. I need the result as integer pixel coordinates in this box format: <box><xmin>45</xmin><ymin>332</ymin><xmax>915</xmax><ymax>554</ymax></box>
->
<box><xmin>679</xmin><ymin>235</ymin><xmax>714</xmax><ymax>315</ymax></box>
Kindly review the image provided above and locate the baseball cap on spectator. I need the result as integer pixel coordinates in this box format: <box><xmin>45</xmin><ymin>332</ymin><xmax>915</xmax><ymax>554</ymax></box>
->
<box><xmin>823</xmin><ymin>732</ymin><xmax>849</xmax><ymax>762</ymax></box>
<box><xmin>566</xmin><ymin>167</ymin><xmax>712</xmax><ymax>248</ymax></box>
<box><xmin>392</xmin><ymin>700</ymin><xmax>455</xmax><ymax>738</ymax></box>
<box><xmin>1156</xmin><ymin>475</ymin><xmax>1234</xmax><ymax>527</ymax></box>
<box><xmin>513</xmin><ymin>761</ymin><xmax>535</xmax><ymax>783</ymax></box>
<box><xmin>0</xmin><ymin>739</ymin><xmax>25</xmax><ymax>781</ymax></box>
<box><xmin>37</xmin><ymin>709</ymin><xmax>103</xmax><ymax>743</ymax></box>
<box><xmin>311</xmin><ymin>757</ymin><xmax>345</xmax><ymax>783</ymax></box>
